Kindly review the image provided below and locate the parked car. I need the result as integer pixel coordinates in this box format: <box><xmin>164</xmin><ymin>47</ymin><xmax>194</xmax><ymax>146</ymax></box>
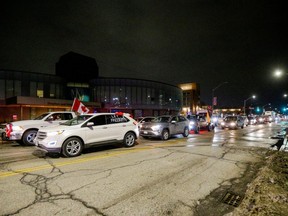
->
<box><xmin>139</xmin><ymin>115</ymin><xmax>190</xmax><ymax>140</ymax></box>
<box><xmin>5</xmin><ymin>111</ymin><xmax>77</xmax><ymax>146</ymax></box>
<box><xmin>34</xmin><ymin>112</ymin><xmax>139</xmax><ymax>157</ymax></box>
<box><xmin>220</xmin><ymin>115</ymin><xmax>244</xmax><ymax>129</ymax></box>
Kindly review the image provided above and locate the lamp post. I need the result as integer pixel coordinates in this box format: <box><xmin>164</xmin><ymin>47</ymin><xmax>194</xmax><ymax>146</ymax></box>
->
<box><xmin>243</xmin><ymin>95</ymin><xmax>256</xmax><ymax>115</ymax></box>
<box><xmin>212</xmin><ymin>81</ymin><xmax>228</xmax><ymax>112</ymax></box>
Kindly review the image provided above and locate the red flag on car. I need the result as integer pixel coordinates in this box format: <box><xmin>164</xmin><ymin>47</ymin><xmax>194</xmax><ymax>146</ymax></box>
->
<box><xmin>71</xmin><ymin>98</ymin><xmax>90</xmax><ymax>114</ymax></box>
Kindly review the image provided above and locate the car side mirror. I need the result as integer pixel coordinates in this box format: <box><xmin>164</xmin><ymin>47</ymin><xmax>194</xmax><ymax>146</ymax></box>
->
<box><xmin>87</xmin><ymin>122</ymin><xmax>94</xmax><ymax>127</ymax></box>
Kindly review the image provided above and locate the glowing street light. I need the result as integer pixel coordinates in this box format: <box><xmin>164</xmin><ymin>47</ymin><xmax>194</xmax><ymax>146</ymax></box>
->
<box><xmin>274</xmin><ymin>69</ymin><xmax>287</xmax><ymax>78</ymax></box>
<box><xmin>243</xmin><ymin>95</ymin><xmax>256</xmax><ymax>115</ymax></box>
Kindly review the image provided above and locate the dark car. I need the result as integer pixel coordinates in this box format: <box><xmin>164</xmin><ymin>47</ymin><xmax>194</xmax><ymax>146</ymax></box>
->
<box><xmin>220</xmin><ymin>115</ymin><xmax>244</xmax><ymax>129</ymax></box>
<box><xmin>139</xmin><ymin>115</ymin><xmax>190</xmax><ymax>140</ymax></box>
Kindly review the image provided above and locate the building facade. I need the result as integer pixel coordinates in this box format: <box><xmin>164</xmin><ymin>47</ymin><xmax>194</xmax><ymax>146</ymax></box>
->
<box><xmin>0</xmin><ymin>69</ymin><xmax>184</xmax><ymax>122</ymax></box>
<box><xmin>179</xmin><ymin>83</ymin><xmax>200</xmax><ymax>116</ymax></box>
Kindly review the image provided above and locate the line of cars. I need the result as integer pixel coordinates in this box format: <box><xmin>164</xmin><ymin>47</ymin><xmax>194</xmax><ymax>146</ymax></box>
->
<box><xmin>1</xmin><ymin>111</ymin><xmax>272</xmax><ymax>158</ymax></box>
<box><xmin>2</xmin><ymin>111</ymin><xmax>139</xmax><ymax>158</ymax></box>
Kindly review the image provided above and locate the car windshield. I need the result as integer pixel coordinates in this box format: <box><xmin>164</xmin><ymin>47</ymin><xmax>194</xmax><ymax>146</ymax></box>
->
<box><xmin>187</xmin><ymin>115</ymin><xmax>197</xmax><ymax>121</ymax></box>
<box><xmin>153</xmin><ymin>116</ymin><xmax>170</xmax><ymax>123</ymax></box>
<box><xmin>34</xmin><ymin>113</ymin><xmax>50</xmax><ymax>120</ymax></box>
<box><xmin>140</xmin><ymin>117</ymin><xmax>155</xmax><ymax>123</ymax></box>
<box><xmin>225</xmin><ymin>116</ymin><xmax>237</xmax><ymax>121</ymax></box>
<box><xmin>61</xmin><ymin>115</ymin><xmax>91</xmax><ymax>126</ymax></box>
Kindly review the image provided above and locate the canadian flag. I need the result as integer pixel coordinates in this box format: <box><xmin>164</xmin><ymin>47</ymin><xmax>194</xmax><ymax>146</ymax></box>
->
<box><xmin>71</xmin><ymin>98</ymin><xmax>90</xmax><ymax>114</ymax></box>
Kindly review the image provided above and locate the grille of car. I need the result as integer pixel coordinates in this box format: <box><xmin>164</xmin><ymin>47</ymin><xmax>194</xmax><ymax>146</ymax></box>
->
<box><xmin>36</xmin><ymin>131</ymin><xmax>47</xmax><ymax>140</ymax></box>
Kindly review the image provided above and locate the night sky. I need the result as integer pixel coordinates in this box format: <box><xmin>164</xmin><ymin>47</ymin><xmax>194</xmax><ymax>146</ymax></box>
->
<box><xmin>1</xmin><ymin>0</ymin><xmax>288</xmax><ymax>109</ymax></box>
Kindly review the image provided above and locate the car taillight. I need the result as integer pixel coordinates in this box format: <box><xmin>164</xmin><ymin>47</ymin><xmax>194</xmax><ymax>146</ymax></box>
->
<box><xmin>5</xmin><ymin>124</ymin><xmax>13</xmax><ymax>138</ymax></box>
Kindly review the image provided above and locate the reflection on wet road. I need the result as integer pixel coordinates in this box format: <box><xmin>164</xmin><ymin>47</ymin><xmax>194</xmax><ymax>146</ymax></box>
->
<box><xmin>187</xmin><ymin>123</ymin><xmax>280</xmax><ymax>148</ymax></box>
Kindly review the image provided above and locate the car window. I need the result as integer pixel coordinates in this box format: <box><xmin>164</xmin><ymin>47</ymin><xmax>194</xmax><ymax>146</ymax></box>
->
<box><xmin>88</xmin><ymin>115</ymin><xmax>106</xmax><ymax>126</ymax></box>
<box><xmin>62</xmin><ymin>113</ymin><xmax>74</xmax><ymax>120</ymax></box>
<box><xmin>51</xmin><ymin>113</ymin><xmax>62</xmax><ymax>121</ymax></box>
<box><xmin>178</xmin><ymin>116</ymin><xmax>186</xmax><ymax>122</ymax></box>
<box><xmin>154</xmin><ymin>116</ymin><xmax>170</xmax><ymax>123</ymax></box>
<box><xmin>106</xmin><ymin>114</ymin><xmax>128</xmax><ymax>124</ymax></box>
<box><xmin>62</xmin><ymin>115</ymin><xmax>91</xmax><ymax>126</ymax></box>
<box><xmin>171</xmin><ymin>116</ymin><xmax>178</xmax><ymax>122</ymax></box>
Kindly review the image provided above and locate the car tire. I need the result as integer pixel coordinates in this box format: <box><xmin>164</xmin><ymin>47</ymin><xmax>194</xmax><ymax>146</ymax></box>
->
<box><xmin>161</xmin><ymin>129</ymin><xmax>170</xmax><ymax>140</ymax></box>
<box><xmin>22</xmin><ymin>129</ymin><xmax>38</xmax><ymax>146</ymax></box>
<box><xmin>183</xmin><ymin>127</ymin><xmax>189</xmax><ymax>137</ymax></box>
<box><xmin>123</xmin><ymin>132</ymin><xmax>136</xmax><ymax>147</ymax></box>
<box><xmin>1</xmin><ymin>132</ymin><xmax>7</xmax><ymax>141</ymax></box>
<box><xmin>62</xmin><ymin>137</ymin><xmax>83</xmax><ymax>157</ymax></box>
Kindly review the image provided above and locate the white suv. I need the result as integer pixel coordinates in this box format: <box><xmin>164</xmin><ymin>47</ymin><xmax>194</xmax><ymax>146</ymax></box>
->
<box><xmin>34</xmin><ymin>112</ymin><xmax>139</xmax><ymax>157</ymax></box>
<box><xmin>5</xmin><ymin>111</ymin><xmax>76</xmax><ymax>146</ymax></box>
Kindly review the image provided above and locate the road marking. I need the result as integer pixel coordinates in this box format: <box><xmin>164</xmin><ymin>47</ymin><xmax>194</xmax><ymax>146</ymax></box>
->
<box><xmin>0</xmin><ymin>146</ymin><xmax>157</xmax><ymax>179</ymax></box>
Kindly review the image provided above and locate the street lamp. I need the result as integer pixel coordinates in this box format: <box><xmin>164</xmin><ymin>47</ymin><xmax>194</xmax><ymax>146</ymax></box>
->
<box><xmin>212</xmin><ymin>81</ymin><xmax>228</xmax><ymax>112</ymax></box>
<box><xmin>274</xmin><ymin>69</ymin><xmax>287</xmax><ymax>78</ymax></box>
<box><xmin>243</xmin><ymin>95</ymin><xmax>256</xmax><ymax>115</ymax></box>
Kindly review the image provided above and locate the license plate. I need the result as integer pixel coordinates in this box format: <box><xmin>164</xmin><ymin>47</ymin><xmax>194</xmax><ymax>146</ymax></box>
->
<box><xmin>144</xmin><ymin>131</ymin><xmax>148</xmax><ymax>134</ymax></box>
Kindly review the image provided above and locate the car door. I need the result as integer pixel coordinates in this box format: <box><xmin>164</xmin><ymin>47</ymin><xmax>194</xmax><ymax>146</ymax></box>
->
<box><xmin>170</xmin><ymin>116</ymin><xmax>180</xmax><ymax>134</ymax></box>
<box><xmin>178</xmin><ymin>116</ymin><xmax>188</xmax><ymax>133</ymax></box>
<box><xmin>84</xmin><ymin>115</ymin><xmax>111</xmax><ymax>144</ymax></box>
<box><xmin>105</xmin><ymin>114</ymin><xmax>130</xmax><ymax>140</ymax></box>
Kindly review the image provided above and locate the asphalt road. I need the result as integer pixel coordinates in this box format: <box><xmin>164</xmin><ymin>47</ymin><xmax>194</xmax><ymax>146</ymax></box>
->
<box><xmin>0</xmin><ymin>123</ymin><xmax>282</xmax><ymax>216</ymax></box>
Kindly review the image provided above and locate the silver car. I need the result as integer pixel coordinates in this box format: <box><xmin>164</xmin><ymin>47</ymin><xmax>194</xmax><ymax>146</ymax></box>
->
<box><xmin>221</xmin><ymin>115</ymin><xmax>244</xmax><ymax>130</ymax></box>
<box><xmin>139</xmin><ymin>115</ymin><xmax>190</xmax><ymax>140</ymax></box>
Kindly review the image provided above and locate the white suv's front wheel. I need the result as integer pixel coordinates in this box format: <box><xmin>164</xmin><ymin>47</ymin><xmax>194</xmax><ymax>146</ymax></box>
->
<box><xmin>62</xmin><ymin>137</ymin><xmax>83</xmax><ymax>157</ymax></box>
<box><xmin>123</xmin><ymin>132</ymin><xmax>136</xmax><ymax>147</ymax></box>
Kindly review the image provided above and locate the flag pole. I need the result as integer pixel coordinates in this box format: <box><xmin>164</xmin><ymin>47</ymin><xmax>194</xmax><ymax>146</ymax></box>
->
<box><xmin>71</xmin><ymin>98</ymin><xmax>76</xmax><ymax>111</ymax></box>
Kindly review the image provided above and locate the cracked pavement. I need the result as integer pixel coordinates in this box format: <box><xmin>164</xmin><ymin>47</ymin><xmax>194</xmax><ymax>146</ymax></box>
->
<box><xmin>0</xmin><ymin>124</ymin><xmax>281</xmax><ymax>215</ymax></box>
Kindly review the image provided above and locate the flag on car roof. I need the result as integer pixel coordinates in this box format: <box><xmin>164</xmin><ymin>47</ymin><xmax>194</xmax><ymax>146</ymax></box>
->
<box><xmin>71</xmin><ymin>98</ymin><xmax>90</xmax><ymax>114</ymax></box>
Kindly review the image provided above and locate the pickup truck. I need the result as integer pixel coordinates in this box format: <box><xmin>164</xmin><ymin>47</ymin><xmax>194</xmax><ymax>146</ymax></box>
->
<box><xmin>5</xmin><ymin>111</ymin><xmax>77</xmax><ymax>146</ymax></box>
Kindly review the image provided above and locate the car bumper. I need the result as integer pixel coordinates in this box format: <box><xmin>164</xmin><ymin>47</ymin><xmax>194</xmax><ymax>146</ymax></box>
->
<box><xmin>5</xmin><ymin>132</ymin><xmax>22</xmax><ymax>141</ymax></box>
<box><xmin>34</xmin><ymin>138</ymin><xmax>62</xmax><ymax>153</ymax></box>
<box><xmin>35</xmin><ymin>143</ymin><xmax>62</xmax><ymax>154</ymax></box>
<box><xmin>140</xmin><ymin>130</ymin><xmax>161</xmax><ymax>137</ymax></box>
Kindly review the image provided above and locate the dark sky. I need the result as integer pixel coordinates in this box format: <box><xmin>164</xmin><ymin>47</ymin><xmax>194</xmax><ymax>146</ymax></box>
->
<box><xmin>1</xmin><ymin>0</ymin><xmax>288</xmax><ymax>109</ymax></box>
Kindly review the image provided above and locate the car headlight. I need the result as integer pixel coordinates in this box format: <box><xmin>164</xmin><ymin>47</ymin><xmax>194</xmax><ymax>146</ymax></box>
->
<box><xmin>189</xmin><ymin>122</ymin><xmax>195</xmax><ymax>126</ymax></box>
<box><xmin>47</xmin><ymin>130</ymin><xmax>65</xmax><ymax>136</ymax></box>
<box><xmin>151</xmin><ymin>125</ymin><xmax>161</xmax><ymax>131</ymax></box>
<box><xmin>221</xmin><ymin>122</ymin><xmax>225</xmax><ymax>125</ymax></box>
<box><xmin>12</xmin><ymin>125</ymin><xmax>24</xmax><ymax>131</ymax></box>
<box><xmin>230</xmin><ymin>122</ymin><xmax>236</xmax><ymax>126</ymax></box>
